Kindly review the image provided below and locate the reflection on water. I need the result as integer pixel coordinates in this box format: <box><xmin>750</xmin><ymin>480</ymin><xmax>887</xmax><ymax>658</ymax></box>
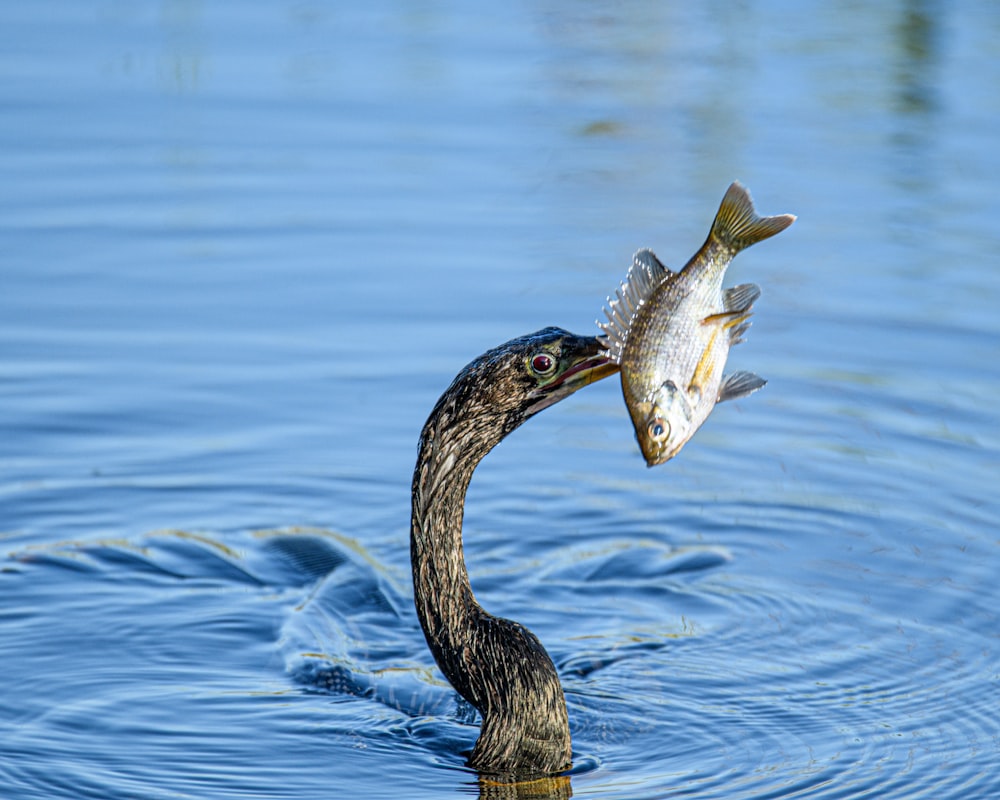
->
<box><xmin>892</xmin><ymin>0</ymin><xmax>938</xmax><ymax>116</ymax></box>
<box><xmin>478</xmin><ymin>775</ymin><xmax>572</xmax><ymax>800</ymax></box>
<box><xmin>2</xmin><ymin>2</ymin><xmax>999</xmax><ymax>799</ymax></box>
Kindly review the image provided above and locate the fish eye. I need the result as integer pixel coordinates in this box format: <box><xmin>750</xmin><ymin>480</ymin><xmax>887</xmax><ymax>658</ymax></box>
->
<box><xmin>647</xmin><ymin>417</ymin><xmax>670</xmax><ymax>442</ymax></box>
<box><xmin>529</xmin><ymin>352</ymin><xmax>556</xmax><ymax>376</ymax></box>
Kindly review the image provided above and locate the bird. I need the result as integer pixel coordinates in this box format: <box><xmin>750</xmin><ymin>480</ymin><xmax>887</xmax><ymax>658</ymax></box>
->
<box><xmin>410</xmin><ymin>326</ymin><xmax>617</xmax><ymax>779</ymax></box>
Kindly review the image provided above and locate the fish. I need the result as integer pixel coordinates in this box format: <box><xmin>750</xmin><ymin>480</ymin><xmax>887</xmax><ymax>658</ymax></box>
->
<box><xmin>598</xmin><ymin>181</ymin><xmax>795</xmax><ymax>467</ymax></box>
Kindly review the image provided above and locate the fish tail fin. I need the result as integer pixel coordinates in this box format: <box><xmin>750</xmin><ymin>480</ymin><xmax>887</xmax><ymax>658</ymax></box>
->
<box><xmin>710</xmin><ymin>182</ymin><xmax>795</xmax><ymax>254</ymax></box>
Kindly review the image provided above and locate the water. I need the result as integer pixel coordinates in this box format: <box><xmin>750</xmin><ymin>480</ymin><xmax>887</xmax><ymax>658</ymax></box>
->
<box><xmin>2</xmin><ymin>2</ymin><xmax>998</xmax><ymax>798</ymax></box>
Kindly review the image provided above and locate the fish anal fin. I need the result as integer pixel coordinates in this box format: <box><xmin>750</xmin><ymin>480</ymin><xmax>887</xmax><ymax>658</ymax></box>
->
<box><xmin>717</xmin><ymin>370</ymin><xmax>767</xmax><ymax>403</ymax></box>
<box><xmin>711</xmin><ymin>181</ymin><xmax>795</xmax><ymax>254</ymax></box>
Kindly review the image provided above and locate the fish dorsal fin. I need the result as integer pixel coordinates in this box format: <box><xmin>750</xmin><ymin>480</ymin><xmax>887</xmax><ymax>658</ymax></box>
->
<box><xmin>717</xmin><ymin>370</ymin><xmax>767</xmax><ymax>402</ymax></box>
<box><xmin>724</xmin><ymin>283</ymin><xmax>761</xmax><ymax>313</ymax></box>
<box><xmin>710</xmin><ymin>182</ymin><xmax>795</xmax><ymax>254</ymax></box>
<box><xmin>633</xmin><ymin>248</ymin><xmax>671</xmax><ymax>284</ymax></box>
<box><xmin>598</xmin><ymin>248</ymin><xmax>674</xmax><ymax>363</ymax></box>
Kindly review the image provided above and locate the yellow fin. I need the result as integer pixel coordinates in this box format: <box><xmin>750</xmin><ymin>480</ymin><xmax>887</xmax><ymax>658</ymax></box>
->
<box><xmin>710</xmin><ymin>182</ymin><xmax>795</xmax><ymax>254</ymax></box>
<box><xmin>688</xmin><ymin>327</ymin><xmax>722</xmax><ymax>394</ymax></box>
<box><xmin>701</xmin><ymin>310</ymin><xmax>752</xmax><ymax>330</ymax></box>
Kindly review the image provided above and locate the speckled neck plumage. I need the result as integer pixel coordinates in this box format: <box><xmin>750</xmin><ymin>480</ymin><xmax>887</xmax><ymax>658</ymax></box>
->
<box><xmin>409</xmin><ymin>343</ymin><xmax>573</xmax><ymax>779</ymax></box>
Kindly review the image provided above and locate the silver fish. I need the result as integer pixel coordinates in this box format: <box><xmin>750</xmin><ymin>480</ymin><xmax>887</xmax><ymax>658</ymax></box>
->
<box><xmin>599</xmin><ymin>181</ymin><xmax>795</xmax><ymax>466</ymax></box>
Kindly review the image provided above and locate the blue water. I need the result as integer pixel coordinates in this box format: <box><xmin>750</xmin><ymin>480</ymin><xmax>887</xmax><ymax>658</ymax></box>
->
<box><xmin>2</xmin><ymin>2</ymin><xmax>998</xmax><ymax>798</ymax></box>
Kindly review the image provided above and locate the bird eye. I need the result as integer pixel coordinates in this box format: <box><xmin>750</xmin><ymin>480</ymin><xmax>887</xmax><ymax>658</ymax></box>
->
<box><xmin>647</xmin><ymin>417</ymin><xmax>670</xmax><ymax>442</ymax></box>
<box><xmin>530</xmin><ymin>352</ymin><xmax>556</xmax><ymax>375</ymax></box>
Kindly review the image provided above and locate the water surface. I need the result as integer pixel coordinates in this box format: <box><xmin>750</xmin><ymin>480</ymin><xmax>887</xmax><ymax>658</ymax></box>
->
<box><xmin>2</xmin><ymin>2</ymin><xmax>998</xmax><ymax>798</ymax></box>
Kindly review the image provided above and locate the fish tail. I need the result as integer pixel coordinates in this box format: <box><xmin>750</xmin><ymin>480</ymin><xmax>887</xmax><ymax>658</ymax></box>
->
<box><xmin>710</xmin><ymin>182</ymin><xmax>795</xmax><ymax>254</ymax></box>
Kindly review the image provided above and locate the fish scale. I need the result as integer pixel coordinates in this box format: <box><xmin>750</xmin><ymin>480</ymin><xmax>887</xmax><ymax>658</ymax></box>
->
<box><xmin>598</xmin><ymin>181</ymin><xmax>795</xmax><ymax>466</ymax></box>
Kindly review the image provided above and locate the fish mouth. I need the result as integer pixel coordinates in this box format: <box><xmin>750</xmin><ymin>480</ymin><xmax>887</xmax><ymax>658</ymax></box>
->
<box><xmin>644</xmin><ymin>448</ymin><xmax>680</xmax><ymax>468</ymax></box>
<box><xmin>641</xmin><ymin>438</ymin><xmax>687</xmax><ymax>468</ymax></box>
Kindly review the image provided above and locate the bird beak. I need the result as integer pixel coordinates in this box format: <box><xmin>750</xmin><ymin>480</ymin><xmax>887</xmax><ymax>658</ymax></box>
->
<box><xmin>554</xmin><ymin>348</ymin><xmax>620</xmax><ymax>392</ymax></box>
<box><xmin>526</xmin><ymin>336</ymin><xmax>619</xmax><ymax>415</ymax></box>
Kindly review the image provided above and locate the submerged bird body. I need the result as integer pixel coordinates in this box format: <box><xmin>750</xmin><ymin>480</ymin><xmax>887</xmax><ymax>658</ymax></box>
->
<box><xmin>600</xmin><ymin>182</ymin><xmax>795</xmax><ymax>466</ymax></box>
<box><xmin>410</xmin><ymin>328</ymin><xmax>616</xmax><ymax>778</ymax></box>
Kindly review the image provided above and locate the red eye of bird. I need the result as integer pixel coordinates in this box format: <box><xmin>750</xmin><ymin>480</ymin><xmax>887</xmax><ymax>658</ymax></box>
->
<box><xmin>530</xmin><ymin>353</ymin><xmax>555</xmax><ymax>375</ymax></box>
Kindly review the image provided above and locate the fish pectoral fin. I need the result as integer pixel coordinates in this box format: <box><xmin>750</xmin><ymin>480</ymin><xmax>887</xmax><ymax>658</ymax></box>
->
<box><xmin>678</xmin><ymin>381</ymin><xmax>702</xmax><ymax>406</ymax></box>
<box><xmin>717</xmin><ymin>370</ymin><xmax>767</xmax><ymax>403</ymax></box>
<box><xmin>724</xmin><ymin>283</ymin><xmax>761</xmax><ymax>313</ymax></box>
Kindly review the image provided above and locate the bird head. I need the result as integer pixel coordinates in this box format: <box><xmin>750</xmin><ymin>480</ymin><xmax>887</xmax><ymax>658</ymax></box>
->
<box><xmin>437</xmin><ymin>328</ymin><xmax>618</xmax><ymax>445</ymax></box>
<box><xmin>522</xmin><ymin>327</ymin><xmax>621</xmax><ymax>416</ymax></box>
<box><xmin>498</xmin><ymin>327</ymin><xmax>618</xmax><ymax>419</ymax></box>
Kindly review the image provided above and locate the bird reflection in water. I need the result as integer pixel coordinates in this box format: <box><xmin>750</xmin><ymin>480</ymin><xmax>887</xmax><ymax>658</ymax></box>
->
<box><xmin>478</xmin><ymin>773</ymin><xmax>573</xmax><ymax>800</ymax></box>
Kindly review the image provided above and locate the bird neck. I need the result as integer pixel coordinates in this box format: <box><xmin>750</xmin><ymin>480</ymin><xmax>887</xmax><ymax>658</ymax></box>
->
<box><xmin>410</xmin><ymin>413</ymin><xmax>482</xmax><ymax>655</ymax></box>
<box><xmin>410</xmin><ymin>402</ymin><xmax>572</xmax><ymax>777</ymax></box>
